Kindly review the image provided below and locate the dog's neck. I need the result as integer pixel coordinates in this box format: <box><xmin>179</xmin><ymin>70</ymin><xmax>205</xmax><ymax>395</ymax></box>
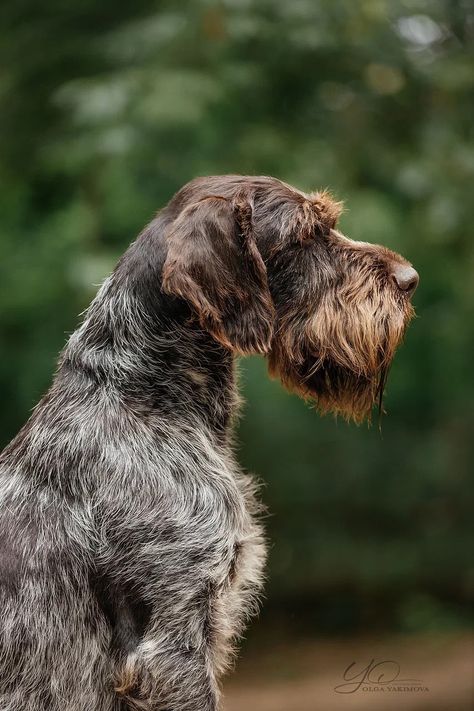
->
<box><xmin>60</xmin><ymin>229</ymin><xmax>239</xmax><ymax>441</ymax></box>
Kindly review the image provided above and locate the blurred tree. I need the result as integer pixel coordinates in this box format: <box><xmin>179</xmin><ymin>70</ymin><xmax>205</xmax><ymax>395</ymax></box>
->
<box><xmin>0</xmin><ymin>0</ymin><xmax>472</xmax><ymax>632</ymax></box>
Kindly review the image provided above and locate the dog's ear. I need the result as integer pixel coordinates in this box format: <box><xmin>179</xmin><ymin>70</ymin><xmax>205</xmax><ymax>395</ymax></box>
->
<box><xmin>162</xmin><ymin>195</ymin><xmax>275</xmax><ymax>354</ymax></box>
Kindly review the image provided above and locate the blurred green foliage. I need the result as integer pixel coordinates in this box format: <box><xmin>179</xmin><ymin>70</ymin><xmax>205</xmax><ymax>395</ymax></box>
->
<box><xmin>0</xmin><ymin>0</ymin><xmax>472</xmax><ymax>632</ymax></box>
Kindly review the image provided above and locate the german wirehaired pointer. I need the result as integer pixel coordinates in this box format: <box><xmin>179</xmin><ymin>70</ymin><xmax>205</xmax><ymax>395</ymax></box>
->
<box><xmin>0</xmin><ymin>175</ymin><xmax>418</xmax><ymax>710</ymax></box>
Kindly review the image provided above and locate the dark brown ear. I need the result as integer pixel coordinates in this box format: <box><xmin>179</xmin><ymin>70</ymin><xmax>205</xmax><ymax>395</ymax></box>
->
<box><xmin>162</xmin><ymin>195</ymin><xmax>275</xmax><ymax>354</ymax></box>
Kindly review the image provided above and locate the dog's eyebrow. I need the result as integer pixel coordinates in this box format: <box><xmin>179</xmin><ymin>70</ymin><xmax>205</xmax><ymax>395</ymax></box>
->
<box><xmin>196</xmin><ymin>194</ymin><xmax>229</xmax><ymax>203</ymax></box>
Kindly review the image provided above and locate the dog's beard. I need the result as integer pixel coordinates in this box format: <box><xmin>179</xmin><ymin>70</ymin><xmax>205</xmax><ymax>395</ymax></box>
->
<box><xmin>298</xmin><ymin>359</ymin><xmax>390</xmax><ymax>423</ymax></box>
<box><xmin>268</xmin><ymin>293</ymin><xmax>415</xmax><ymax>423</ymax></box>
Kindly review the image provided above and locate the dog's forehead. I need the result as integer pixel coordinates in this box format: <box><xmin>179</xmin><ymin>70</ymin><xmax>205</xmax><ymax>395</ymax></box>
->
<box><xmin>253</xmin><ymin>184</ymin><xmax>344</xmax><ymax>248</ymax></box>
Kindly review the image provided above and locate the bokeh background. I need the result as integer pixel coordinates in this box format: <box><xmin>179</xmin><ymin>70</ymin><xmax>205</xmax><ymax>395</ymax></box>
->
<box><xmin>0</xmin><ymin>0</ymin><xmax>473</xmax><ymax>708</ymax></box>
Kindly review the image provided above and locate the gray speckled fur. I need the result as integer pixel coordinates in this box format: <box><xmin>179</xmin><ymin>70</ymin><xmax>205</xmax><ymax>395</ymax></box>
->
<box><xmin>0</xmin><ymin>278</ymin><xmax>265</xmax><ymax>711</ymax></box>
<box><xmin>0</xmin><ymin>194</ymin><xmax>267</xmax><ymax>711</ymax></box>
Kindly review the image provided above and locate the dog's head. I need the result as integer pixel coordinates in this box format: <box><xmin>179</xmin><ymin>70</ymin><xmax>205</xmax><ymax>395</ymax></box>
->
<box><xmin>162</xmin><ymin>176</ymin><xmax>417</xmax><ymax>422</ymax></box>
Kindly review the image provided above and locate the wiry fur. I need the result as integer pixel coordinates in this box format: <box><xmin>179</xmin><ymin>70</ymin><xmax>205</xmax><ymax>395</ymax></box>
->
<box><xmin>0</xmin><ymin>175</ymin><xmax>416</xmax><ymax>710</ymax></box>
<box><xmin>267</xmin><ymin>231</ymin><xmax>415</xmax><ymax>421</ymax></box>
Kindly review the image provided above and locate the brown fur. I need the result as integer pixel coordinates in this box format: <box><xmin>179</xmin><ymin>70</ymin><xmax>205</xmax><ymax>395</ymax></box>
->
<box><xmin>163</xmin><ymin>194</ymin><xmax>275</xmax><ymax>355</ymax></box>
<box><xmin>163</xmin><ymin>175</ymin><xmax>417</xmax><ymax>422</ymax></box>
<box><xmin>268</xmin><ymin>235</ymin><xmax>415</xmax><ymax>421</ymax></box>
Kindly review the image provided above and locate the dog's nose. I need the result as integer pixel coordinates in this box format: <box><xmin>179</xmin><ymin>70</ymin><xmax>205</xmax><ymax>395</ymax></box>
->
<box><xmin>391</xmin><ymin>263</ymin><xmax>419</xmax><ymax>296</ymax></box>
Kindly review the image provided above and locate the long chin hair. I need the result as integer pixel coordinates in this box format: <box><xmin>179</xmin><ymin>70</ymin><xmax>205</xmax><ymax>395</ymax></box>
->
<box><xmin>268</xmin><ymin>290</ymin><xmax>415</xmax><ymax>423</ymax></box>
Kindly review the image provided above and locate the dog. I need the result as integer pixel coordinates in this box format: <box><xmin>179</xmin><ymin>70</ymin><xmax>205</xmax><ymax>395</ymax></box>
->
<box><xmin>0</xmin><ymin>175</ymin><xmax>418</xmax><ymax>710</ymax></box>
